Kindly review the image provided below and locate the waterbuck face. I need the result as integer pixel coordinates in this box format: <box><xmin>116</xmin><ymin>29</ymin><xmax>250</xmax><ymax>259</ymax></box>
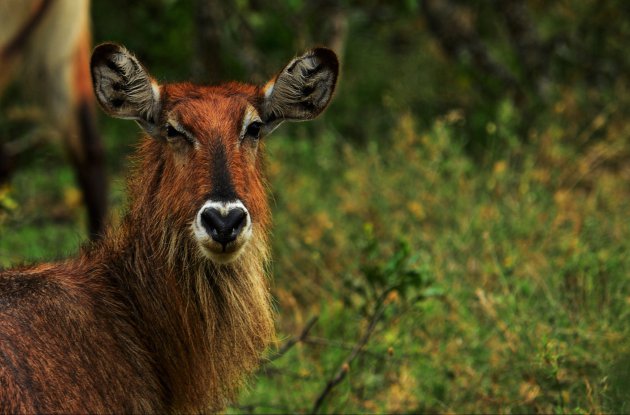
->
<box><xmin>91</xmin><ymin>43</ymin><xmax>338</xmax><ymax>264</ymax></box>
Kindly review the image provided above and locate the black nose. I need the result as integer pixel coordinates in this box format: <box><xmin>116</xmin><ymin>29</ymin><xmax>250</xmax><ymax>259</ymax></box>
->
<box><xmin>200</xmin><ymin>207</ymin><xmax>247</xmax><ymax>249</ymax></box>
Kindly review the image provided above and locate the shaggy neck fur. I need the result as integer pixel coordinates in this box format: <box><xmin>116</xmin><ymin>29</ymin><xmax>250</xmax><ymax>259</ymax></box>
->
<box><xmin>86</xmin><ymin>139</ymin><xmax>274</xmax><ymax>412</ymax></box>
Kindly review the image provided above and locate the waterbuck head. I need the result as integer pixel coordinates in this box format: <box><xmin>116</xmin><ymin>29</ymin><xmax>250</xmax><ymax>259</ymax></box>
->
<box><xmin>90</xmin><ymin>43</ymin><xmax>338</xmax><ymax>265</ymax></box>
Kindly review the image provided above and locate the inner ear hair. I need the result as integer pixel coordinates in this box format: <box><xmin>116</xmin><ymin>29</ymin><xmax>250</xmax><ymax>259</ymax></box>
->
<box><xmin>90</xmin><ymin>43</ymin><xmax>160</xmax><ymax>130</ymax></box>
<box><xmin>263</xmin><ymin>47</ymin><xmax>339</xmax><ymax>123</ymax></box>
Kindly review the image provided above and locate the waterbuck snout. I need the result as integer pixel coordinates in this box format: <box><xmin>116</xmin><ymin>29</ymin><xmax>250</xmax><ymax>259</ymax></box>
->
<box><xmin>194</xmin><ymin>200</ymin><xmax>253</xmax><ymax>262</ymax></box>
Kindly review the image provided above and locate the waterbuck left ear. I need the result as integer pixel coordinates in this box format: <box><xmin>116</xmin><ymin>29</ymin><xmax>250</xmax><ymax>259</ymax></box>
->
<box><xmin>90</xmin><ymin>43</ymin><xmax>161</xmax><ymax>135</ymax></box>
<box><xmin>261</xmin><ymin>48</ymin><xmax>339</xmax><ymax>127</ymax></box>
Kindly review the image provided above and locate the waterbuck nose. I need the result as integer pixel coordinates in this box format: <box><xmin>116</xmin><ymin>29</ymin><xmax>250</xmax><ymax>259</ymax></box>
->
<box><xmin>200</xmin><ymin>207</ymin><xmax>248</xmax><ymax>248</ymax></box>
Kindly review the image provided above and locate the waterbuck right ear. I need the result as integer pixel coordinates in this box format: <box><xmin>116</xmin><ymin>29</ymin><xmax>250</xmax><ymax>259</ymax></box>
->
<box><xmin>261</xmin><ymin>47</ymin><xmax>339</xmax><ymax>131</ymax></box>
<box><xmin>90</xmin><ymin>43</ymin><xmax>161</xmax><ymax>135</ymax></box>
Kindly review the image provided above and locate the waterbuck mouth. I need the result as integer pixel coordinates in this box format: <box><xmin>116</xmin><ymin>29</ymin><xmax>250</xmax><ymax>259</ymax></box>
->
<box><xmin>192</xmin><ymin>200</ymin><xmax>253</xmax><ymax>264</ymax></box>
<box><xmin>197</xmin><ymin>239</ymin><xmax>250</xmax><ymax>264</ymax></box>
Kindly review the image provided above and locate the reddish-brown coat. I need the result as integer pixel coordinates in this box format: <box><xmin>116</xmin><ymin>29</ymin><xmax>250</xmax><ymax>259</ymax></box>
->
<box><xmin>0</xmin><ymin>42</ymin><xmax>338</xmax><ymax>413</ymax></box>
<box><xmin>0</xmin><ymin>82</ymin><xmax>275</xmax><ymax>413</ymax></box>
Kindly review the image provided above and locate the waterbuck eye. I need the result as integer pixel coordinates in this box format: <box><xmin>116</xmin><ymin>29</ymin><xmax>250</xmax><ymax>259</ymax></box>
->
<box><xmin>166</xmin><ymin>124</ymin><xmax>181</xmax><ymax>139</ymax></box>
<box><xmin>245</xmin><ymin>121</ymin><xmax>263</xmax><ymax>140</ymax></box>
<box><xmin>164</xmin><ymin>123</ymin><xmax>193</xmax><ymax>145</ymax></box>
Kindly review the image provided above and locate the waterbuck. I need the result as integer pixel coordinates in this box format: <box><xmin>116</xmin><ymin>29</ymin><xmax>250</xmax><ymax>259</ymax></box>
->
<box><xmin>0</xmin><ymin>43</ymin><xmax>338</xmax><ymax>413</ymax></box>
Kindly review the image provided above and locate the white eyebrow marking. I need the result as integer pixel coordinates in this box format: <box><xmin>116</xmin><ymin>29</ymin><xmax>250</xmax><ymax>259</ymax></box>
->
<box><xmin>166</xmin><ymin>115</ymin><xmax>198</xmax><ymax>148</ymax></box>
<box><xmin>263</xmin><ymin>80</ymin><xmax>275</xmax><ymax>99</ymax></box>
<box><xmin>240</xmin><ymin>104</ymin><xmax>262</xmax><ymax>141</ymax></box>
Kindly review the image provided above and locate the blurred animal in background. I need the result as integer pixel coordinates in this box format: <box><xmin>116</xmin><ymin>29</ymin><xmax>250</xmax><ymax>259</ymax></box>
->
<box><xmin>0</xmin><ymin>0</ymin><xmax>107</xmax><ymax>238</ymax></box>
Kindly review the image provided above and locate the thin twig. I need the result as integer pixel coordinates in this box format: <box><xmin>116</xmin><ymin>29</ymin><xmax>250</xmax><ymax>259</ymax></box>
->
<box><xmin>303</xmin><ymin>336</ymin><xmax>382</xmax><ymax>355</ymax></box>
<box><xmin>310</xmin><ymin>303</ymin><xmax>387</xmax><ymax>414</ymax></box>
<box><xmin>233</xmin><ymin>402</ymin><xmax>296</xmax><ymax>414</ymax></box>
<box><xmin>263</xmin><ymin>315</ymin><xmax>319</xmax><ymax>365</ymax></box>
<box><xmin>303</xmin><ymin>336</ymin><xmax>422</xmax><ymax>362</ymax></box>
<box><xmin>257</xmin><ymin>365</ymin><xmax>314</xmax><ymax>380</ymax></box>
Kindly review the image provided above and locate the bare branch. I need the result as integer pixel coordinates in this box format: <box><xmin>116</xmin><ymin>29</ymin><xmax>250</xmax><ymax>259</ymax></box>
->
<box><xmin>310</xmin><ymin>304</ymin><xmax>387</xmax><ymax>414</ymax></box>
<box><xmin>234</xmin><ymin>402</ymin><xmax>296</xmax><ymax>414</ymax></box>
<box><xmin>303</xmin><ymin>336</ymin><xmax>421</xmax><ymax>363</ymax></box>
<box><xmin>257</xmin><ymin>366</ymin><xmax>315</xmax><ymax>381</ymax></box>
<box><xmin>263</xmin><ymin>315</ymin><xmax>319</xmax><ymax>365</ymax></box>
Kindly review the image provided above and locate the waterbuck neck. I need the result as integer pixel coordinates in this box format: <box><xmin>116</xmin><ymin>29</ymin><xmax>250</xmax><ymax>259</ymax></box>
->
<box><xmin>87</xmin><ymin>138</ymin><xmax>274</xmax><ymax>411</ymax></box>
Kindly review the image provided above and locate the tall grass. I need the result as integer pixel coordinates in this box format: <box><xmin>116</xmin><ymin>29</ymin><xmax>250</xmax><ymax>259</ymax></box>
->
<box><xmin>242</xmin><ymin>99</ymin><xmax>630</xmax><ymax>412</ymax></box>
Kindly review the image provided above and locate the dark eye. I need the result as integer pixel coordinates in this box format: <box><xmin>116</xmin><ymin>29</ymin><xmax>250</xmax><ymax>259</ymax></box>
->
<box><xmin>166</xmin><ymin>124</ymin><xmax>181</xmax><ymax>139</ymax></box>
<box><xmin>245</xmin><ymin>121</ymin><xmax>263</xmax><ymax>140</ymax></box>
<box><xmin>164</xmin><ymin>123</ymin><xmax>193</xmax><ymax>145</ymax></box>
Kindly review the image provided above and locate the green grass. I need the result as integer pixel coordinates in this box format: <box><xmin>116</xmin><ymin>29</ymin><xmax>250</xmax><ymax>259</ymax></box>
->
<box><xmin>1</xmin><ymin>104</ymin><xmax>629</xmax><ymax>413</ymax></box>
<box><xmin>0</xmin><ymin>155</ymin><xmax>84</xmax><ymax>266</ymax></box>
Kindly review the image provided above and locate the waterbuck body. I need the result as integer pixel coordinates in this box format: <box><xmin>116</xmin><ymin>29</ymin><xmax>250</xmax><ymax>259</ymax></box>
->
<box><xmin>0</xmin><ymin>43</ymin><xmax>338</xmax><ymax>413</ymax></box>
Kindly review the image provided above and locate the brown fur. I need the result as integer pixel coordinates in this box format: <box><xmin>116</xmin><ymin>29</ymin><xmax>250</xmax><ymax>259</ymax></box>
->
<box><xmin>0</xmin><ymin>88</ymin><xmax>274</xmax><ymax>413</ymax></box>
<box><xmin>0</xmin><ymin>43</ymin><xmax>338</xmax><ymax>413</ymax></box>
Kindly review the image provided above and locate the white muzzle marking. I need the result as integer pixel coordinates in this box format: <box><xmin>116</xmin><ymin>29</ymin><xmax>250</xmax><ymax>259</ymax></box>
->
<box><xmin>192</xmin><ymin>199</ymin><xmax>253</xmax><ymax>264</ymax></box>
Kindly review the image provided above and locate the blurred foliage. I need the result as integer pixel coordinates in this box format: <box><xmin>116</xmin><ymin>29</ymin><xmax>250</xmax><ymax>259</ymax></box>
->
<box><xmin>89</xmin><ymin>0</ymin><xmax>630</xmax><ymax>156</ymax></box>
<box><xmin>258</xmin><ymin>105</ymin><xmax>630</xmax><ymax>412</ymax></box>
<box><xmin>2</xmin><ymin>0</ymin><xmax>630</xmax><ymax>413</ymax></box>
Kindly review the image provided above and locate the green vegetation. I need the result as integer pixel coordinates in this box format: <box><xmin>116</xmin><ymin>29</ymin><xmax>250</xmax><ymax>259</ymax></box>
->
<box><xmin>2</xmin><ymin>0</ymin><xmax>630</xmax><ymax>413</ymax></box>
<box><xmin>250</xmin><ymin>106</ymin><xmax>630</xmax><ymax>413</ymax></box>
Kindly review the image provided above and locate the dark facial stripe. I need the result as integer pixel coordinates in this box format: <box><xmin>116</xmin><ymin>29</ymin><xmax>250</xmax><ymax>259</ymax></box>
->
<box><xmin>209</xmin><ymin>143</ymin><xmax>238</xmax><ymax>201</ymax></box>
<box><xmin>1</xmin><ymin>0</ymin><xmax>53</xmax><ymax>60</ymax></box>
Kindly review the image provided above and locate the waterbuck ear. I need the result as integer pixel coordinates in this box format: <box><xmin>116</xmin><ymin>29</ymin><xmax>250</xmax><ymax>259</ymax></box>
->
<box><xmin>261</xmin><ymin>48</ymin><xmax>339</xmax><ymax>127</ymax></box>
<box><xmin>90</xmin><ymin>43</ymin><xmax>161</xmax><ymax>135</ymax></box>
